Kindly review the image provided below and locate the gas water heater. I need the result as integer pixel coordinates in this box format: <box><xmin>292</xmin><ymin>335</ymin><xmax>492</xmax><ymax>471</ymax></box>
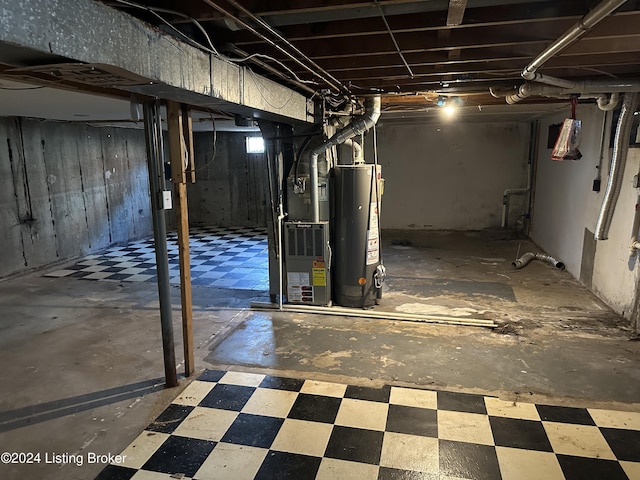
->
<box><xmin>275</xmin><ymin>95</ymin><xmax>385</xmax><ymax>308</ymax></box>
<box><xmin>333</xmin><ymin>164</ymin><xmax>384</xmax><ymax>308</ymax></box>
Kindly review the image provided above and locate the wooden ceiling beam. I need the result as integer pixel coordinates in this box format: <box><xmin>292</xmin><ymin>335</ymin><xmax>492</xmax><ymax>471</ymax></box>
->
<box><xmin>447</xmin><ymin>0</ymin><xmax>468</xmax><ymax>26</ymax></box>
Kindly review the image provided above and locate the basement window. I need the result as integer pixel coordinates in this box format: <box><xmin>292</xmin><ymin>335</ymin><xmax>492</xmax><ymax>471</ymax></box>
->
<box><xmin>246</xmin><ymin>136</ymin><xmax>265</xmax><ymax>154</ymax></box>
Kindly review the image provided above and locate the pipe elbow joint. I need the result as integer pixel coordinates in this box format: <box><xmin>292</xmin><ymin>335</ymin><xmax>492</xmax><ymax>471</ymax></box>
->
<box><xmin>597</xmin><ymin>93</ymin><xmax>619</xmax><ymax>111</ymax></box>
<box><xmin>505</xmin><ymin>94</ymin><xmax>522</xmax><ymax>105</ymax></box>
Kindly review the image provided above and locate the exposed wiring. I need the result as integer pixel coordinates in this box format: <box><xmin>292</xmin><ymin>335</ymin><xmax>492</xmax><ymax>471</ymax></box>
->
<box><xmin>114</xmin><ymin>0</ymin><xmax>219</xmax><ymax>53</ymax></box>
<box><xmin>233</xmin><ymin>53</ymin><xmax>319</xmax><ymax>86</ymax></box>
<box><xmin>215</xmin><ymin>0</ymin><xmax>348</xmax><ymax>94</ymax></box>
<box><xmin>190</xmin><ymin>111</ymin><xmax>218</xmax><ymax>173</ymax></box>
<box><xmin>245</xmin><ymin>70</ymin><xmax>296</xmax><ymax>110</ymax></box>
<box><xmin>578</xmin><ymin>67</ymin><xmax>618</xmax><ymax>78</ymax></box>
<box><xmin>374</xmin><ymin>0</ymin><xmax>414</xmax><ymax>79</ymax></box>
<box><xmin>113</xmin><ymin>0</ymin><xmax>318</xmax><ymax>90</ymax></box>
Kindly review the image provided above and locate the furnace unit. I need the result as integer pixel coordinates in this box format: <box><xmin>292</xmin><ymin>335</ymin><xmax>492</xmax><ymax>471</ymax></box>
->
<box><xmin>284</xmin><ymin>221</ymin><xmax>331</xmax><ymax>306</ymax></box>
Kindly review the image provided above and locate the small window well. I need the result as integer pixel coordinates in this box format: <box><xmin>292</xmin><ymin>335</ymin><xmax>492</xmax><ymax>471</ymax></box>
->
<box><xmin>246</xmin><ymin>136</ymin><xmax>265</xmax><ymax>154</ymax></box>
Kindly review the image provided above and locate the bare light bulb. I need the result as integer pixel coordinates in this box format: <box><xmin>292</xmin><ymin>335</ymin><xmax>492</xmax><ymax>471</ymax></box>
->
<box><xmin>443</xmin><ymin>104</ymin><xmax>456</xmax><ymax>117</ymax></box>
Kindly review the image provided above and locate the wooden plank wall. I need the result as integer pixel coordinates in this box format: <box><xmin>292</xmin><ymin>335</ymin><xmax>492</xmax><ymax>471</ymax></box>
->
<box><xmin>188</xmin><ymin>131</ymin><xmax>269</xmax><ymax>227</ymax></box>
<box><xmin>0</xmin><ymin>117</ymin><xmax>152</xmax><ymax>278</ymax></box>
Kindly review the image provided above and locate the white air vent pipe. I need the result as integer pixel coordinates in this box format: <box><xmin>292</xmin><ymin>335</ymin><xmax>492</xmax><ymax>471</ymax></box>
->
<box><xmin>309</xmin><ymin>95</ymin><xmax>381</xmax><ymax>222</ymax></box>
<box><xmin>595</xmin><ymin>92</ymin><xmax>639</xmax><ymax>240</ymax></box>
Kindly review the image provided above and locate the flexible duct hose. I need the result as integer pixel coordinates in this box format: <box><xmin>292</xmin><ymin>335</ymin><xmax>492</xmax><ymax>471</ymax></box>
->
<box><xmin>512</xmin><ymin>252</ymin><xmax>566</xmax><ymax>270</ymax></box>
<box><xmin>595</xmin><ymin>92</ymin><xmax>640</xmax><ymax>240</ymax></box>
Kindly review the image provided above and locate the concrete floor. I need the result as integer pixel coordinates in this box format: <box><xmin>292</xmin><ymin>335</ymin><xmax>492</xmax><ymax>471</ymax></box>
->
<box><xmin>1</xmin><ymin>230</ymin><xmax>639</xmax><ymax>480</ymax></box>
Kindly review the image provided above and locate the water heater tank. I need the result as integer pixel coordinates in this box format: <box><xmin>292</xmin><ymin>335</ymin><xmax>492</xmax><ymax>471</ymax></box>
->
<box><xmin>333</xmin><ymin>164</ymin><xmax>382</xmax><ymax>308</ymax></box>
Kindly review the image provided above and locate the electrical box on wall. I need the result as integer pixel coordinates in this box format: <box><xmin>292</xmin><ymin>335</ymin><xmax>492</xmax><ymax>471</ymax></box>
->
<box><xmin>161</xmin><ymin>191</ymin><xmax>172</xmax><ymax>210</ymax></box>
<box><xmin>284</xmin><ymin>222</ymin><xmax>331</xmax><ymax>306</ymax></box>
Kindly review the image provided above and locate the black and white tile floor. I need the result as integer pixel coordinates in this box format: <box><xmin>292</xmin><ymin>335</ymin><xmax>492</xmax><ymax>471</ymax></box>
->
<box><xmin>44</xmin><ymin>227</ymin><xmax>269</xmax><ymax>291</ymax></box>
<box><xmin>96</xmin><ymin>370</ymin><xmax>640</xmax><ymax>480</ymax></box>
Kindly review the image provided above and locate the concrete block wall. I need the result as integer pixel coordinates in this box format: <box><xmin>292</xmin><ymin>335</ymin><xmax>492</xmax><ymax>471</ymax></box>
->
<box><xmin>187</xmin><ymin>131</ymin><xmax>268</xmax><ymax>227</ymax></box>
<box><xmin>0</xmin><ymin>117</ymin><xmax>152</xmax><ymax>278</ymax></box>
<box><xmin>367</xmin><ymin>120</ymin><xmax>531</xmax><ymax>230</ymax></box>
<box><xmin>532</xmin><ymin>103</ymin><xmax>640</xmax><ymax>318</ymax></box>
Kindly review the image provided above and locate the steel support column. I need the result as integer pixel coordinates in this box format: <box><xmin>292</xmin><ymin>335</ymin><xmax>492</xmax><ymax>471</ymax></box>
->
<box><xmin>143</xmin><ymin>101</ymin><xmax>178</xmax><ymax>388</ymax></box>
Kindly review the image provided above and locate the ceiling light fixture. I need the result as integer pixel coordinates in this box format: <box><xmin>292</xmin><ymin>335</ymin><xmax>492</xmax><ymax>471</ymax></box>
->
<box><xmin>440</xmin><ymin>96</ymin><xmax>461</xmax><ymax>118</ymax></box>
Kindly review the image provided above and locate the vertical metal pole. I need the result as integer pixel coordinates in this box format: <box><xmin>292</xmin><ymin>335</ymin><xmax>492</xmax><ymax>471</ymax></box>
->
<box><xmin>143</xmin><ymin>101</ymin><xmax>178</xmax><ymax>388</ymax></box>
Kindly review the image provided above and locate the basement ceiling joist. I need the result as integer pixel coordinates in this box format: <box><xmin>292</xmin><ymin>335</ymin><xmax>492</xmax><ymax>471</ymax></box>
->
<box><xmin>98</xmin><ymin>0</ymin><xmax>640</xmax><ymax>109</ymax></box>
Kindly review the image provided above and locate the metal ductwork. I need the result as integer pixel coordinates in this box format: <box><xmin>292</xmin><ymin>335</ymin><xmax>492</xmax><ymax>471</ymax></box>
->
<box><xmin>595</xmin><ymin>92</ymin><xmax>640</xmax><ymax>240</ymax></box>
<box><xmin>512</xmin><ymin>252</ymin><xmax>566</xmax><ymax>270</ymax></box>
<box><xmin>309</xmin><ymin>95</ymin><xmax>381</xmax><ymax>222</ymax></box>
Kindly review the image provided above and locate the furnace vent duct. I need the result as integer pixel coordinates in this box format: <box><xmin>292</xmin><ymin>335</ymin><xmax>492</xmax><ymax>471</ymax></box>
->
<box><xmin>512</xmin><ymin>252</ymin><xmax>565</xmax><ymax>270</ymax></box>
<box><xmin>595</xmin><ymin>91</ymin><xmax>640</xmax><ymax>240</ymax></box>
<box><xmin>309</xmin><ymin>95</ymin><xmax>381</xmax><ymax>222</ymax></box>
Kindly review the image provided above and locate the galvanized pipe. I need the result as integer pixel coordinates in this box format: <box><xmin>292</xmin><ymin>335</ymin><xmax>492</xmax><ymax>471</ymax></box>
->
<box><xmin>225</xmin><ymin>44</ymin><xmax>316</xmax><ymax>95</ymax></box>
<box><xmin>595</xmin><ymin>92</ymin><xmax>640</xmax><ymax>240</ymax></box>
<box><xmin>522</xmin><ymin>0</ymin><xmax>628</xmax><ymax>81</ymax></box>
<box><xmin>495</xmin><ymin>0</ymin><xmax>629</xmax><ymax>104</ymax></box>
<box><xmin>206</xmin><ymin>0</ymin><xmax>347</xmax><ymax>94</ymax></box>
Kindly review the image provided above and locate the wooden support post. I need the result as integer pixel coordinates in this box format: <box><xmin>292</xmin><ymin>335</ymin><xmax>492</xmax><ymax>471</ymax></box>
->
<box><xmin>167</xmin><ymin>100</ymin><xmax>195</xmax><ymax>377</ymax></box>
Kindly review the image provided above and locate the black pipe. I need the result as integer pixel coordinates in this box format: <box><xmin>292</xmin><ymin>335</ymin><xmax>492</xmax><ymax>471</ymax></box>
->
<box><xmin>143</xmin><ymin>101</ymin><xmax>178</xmax><ymax>388</ymax></box>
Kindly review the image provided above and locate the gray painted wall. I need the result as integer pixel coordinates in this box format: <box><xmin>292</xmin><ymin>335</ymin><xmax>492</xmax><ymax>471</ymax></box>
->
<box><xmin>188</xmin><ymin>131</ymin><xmax>268</xmax><ymax>227</ymax></box>
<box><xmin>368</xmin><ymin>120</ymin><xmax>531</xmax><ymax>230</ymax></box>
<box><xmin>531</xmin><ymin>104</ymin><xmax>640</xmax><ymax>318</ymax></box>
<box><xmin>0</xmin><ymin>117</ymin><xmax>152</xmax><ymax>278</ymax></box>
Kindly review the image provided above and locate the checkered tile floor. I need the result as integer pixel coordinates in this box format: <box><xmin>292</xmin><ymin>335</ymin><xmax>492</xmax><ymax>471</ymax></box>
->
<box><xmin>44</xmin><ymin>227</ymin><xmax>269</xmax><ymax>291</ymax></box>
<box><xmin>95</xmin><ymin>370</ymin><xmax>640</xmax><ymax>480</ymax></box>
